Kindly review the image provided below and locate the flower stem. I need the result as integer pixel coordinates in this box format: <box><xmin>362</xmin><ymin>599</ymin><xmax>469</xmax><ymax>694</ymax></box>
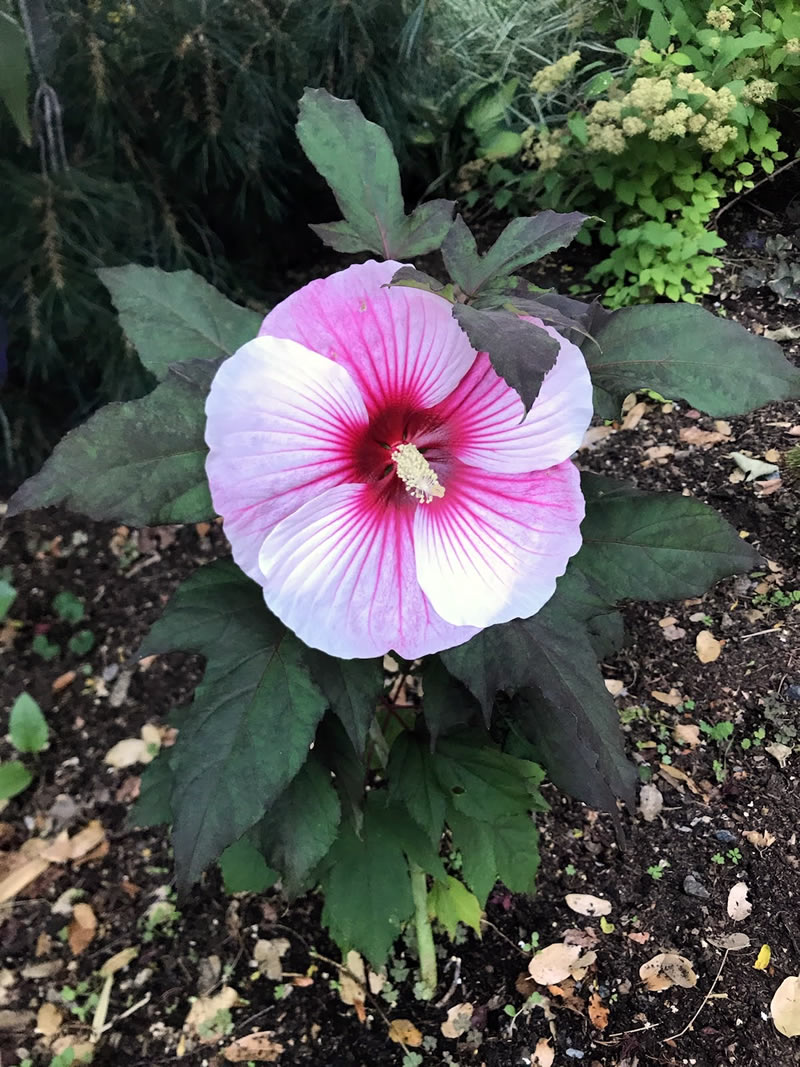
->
<box><xmin>409</xmin><ymin>862</ymin><xmax>437</xmax><ymax>996</ymax></box>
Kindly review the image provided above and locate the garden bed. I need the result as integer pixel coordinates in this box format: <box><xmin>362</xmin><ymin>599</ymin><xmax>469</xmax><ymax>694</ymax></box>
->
<box><xmin>1</xmin><ymin>204</ymin><xmax>799</xmax><ymax>1067</ymax></box>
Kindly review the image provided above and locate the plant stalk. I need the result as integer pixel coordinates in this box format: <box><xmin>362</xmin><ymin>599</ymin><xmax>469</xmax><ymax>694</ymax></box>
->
<box><xmin>410</xmin><ymin>862</ymin><xmax>437</xmax><ymax>996</ymax></box>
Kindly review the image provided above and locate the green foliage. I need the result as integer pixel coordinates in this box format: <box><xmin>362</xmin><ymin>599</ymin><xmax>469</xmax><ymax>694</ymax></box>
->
<box><xmin>0</xmin><ymin>8</ymin><xmax>31</xmax><ymax>144</ymax></box>
<box><xmin>578</xmin><ymin>474</ymin><xmax>760</xmax><ymax>601</ymax></box>
<box><xmin>218</xmin><ymin>836</ymin><xmax>277</xmax><ymax>894</ymax></box>
<box><xmin>52</xmin><ymin>591</ymin><xmax>85</xmax><ymax>624</ymax></box>
<box><xmin>68</xmin><ymin>630</ymin><xmax>95</xmax><ymax>656</ymax></box>
<box><xmin>9</xmin><ymin>692</ymin><xmax>49</xmax><ymax>754</ymax></box>
<box><xmin>297</xmin><ymin>89</ymin><xmax>454</xmax><ymax>258</ymax></box>
<box><xmin>0</xmin><ymin>577</ymin><xmax>16</xmax><ymax>621</ymax></box>
<box><xmin>463</xmin><ymin>0</ymin><xmax>798</xmax><ymax>304</ymax></box>
<box><xmin>588</xmin><ymin>301</ymin><xmax>800</xmax><ymax>416</ymax></box>
<box><xmin>0</xmin><ymin>760</ymin><xmax>33</xmax><ymax>800</ymax></box>
<box><xmin>740</xmin><ymin>234</ymin><xmax>800</xmax><ymax>304</ymax></box>
<box><xmin>428</xmin><ymin>875</ymin><xmax>482</xmax><ymax>938</ymax></box>
<box><xmin>32</xmin><ymin>633</ymin><xmax>60</xmax><ymax>661</ymax></box>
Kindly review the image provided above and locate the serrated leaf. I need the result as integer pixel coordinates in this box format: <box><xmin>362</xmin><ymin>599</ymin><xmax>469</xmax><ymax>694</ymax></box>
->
<box><xmin>7</xmin><ymin>361</ymin><xmax>216</xmax><ymax>525</ymax></box>
<box><xmin>128</xmin><ymin>749</ymin><xmax>174</xmax><ymax>828</ymax></box>
<box><xmin>9</xmin><ymin>693</ymin><xmax>48</xmax><ymax>754</ymax></box>
<box><xmin>0</xmin><ymin>761</ymin><xmax>33</xmax><ymax>800</ymax></box>
<box><xmin>387</xmin><ymin>733</ymin><xmax>447</xmax><ymax>845</ymax></box>
<box><xmin>319</xmin><ymin>793</ymin><xmax>416</xmax><ymax>968</ymax></box>
<box><xmin>578</xmin><ymin>474</ymin><xmax>760</xmax><ymax>603</ymax></box>
<box><xmin>258</xmin><ymin>753</ymin><xmax>341</xmax><ymax>898</ymax></box>
<box><xmin>434</xmin><ymin>734</ymin><xmax>547</xmax><ymax>821</ymax></box>
<box><xmin>443</xmin><ymin>213</ymin><xmax>589</xmax><ymax>298</ymax></box>
<box><xmin>0</xmin><ymin>11</ymin><xmax>32</xmax><ymax>145</ymax></box>
<box><xmin>428</xmin><ymin>876</ymin><xmax>482</xmax><ymax>938</ymax></box>
<box><xmin>447</xmin><ymin>809</ymin><xmax>497</xmax><ymax>901</ymax></box>
<box><xmin>297</xmin><ymin>88</ymin><xmax>453</xmax><ymax>259</ymax></box>
<box><xmin>97</xmin><ymin>266</ymin><xmax>261</xmax><ymax>381</ymax></box>
<box><xmin>302</xmin><ymin>651</ymin><xmax>383</xmax><ymax>758</ymax></box>
<box><xmin>218</xmin><ymin>836</ymin><xmax>277</xmax><ymax>894</ymax></box>
<box><xmin>453</xmin><ymin>304</ymin><xmax>559</xmax><ymax>412</ymax></box>
<box><xmin>442</xmin><ymin>580</ymin><xmax>636</xmax><ymax>812</ymax></box>
<box><xmin>139</xmin><ymin>561</ymin><xmax>328</xmax><ymax>890</ymax></box>
<box><xmin>493</xmin><ymin>813</ymin><xmax>541</xmax><ymax>893</ymax></box>
<box><xmin>588</xmin><ymin>303</ymin><xmax>800</xmax><ymax>416</ymax></box>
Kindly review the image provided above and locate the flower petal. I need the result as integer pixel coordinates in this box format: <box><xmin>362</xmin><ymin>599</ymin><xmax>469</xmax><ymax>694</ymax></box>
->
<box><xmin>413</xmin><ymin>459</ymin><xmax>584</xmax><ymax>628</ymax></box>
<box><xmin>258</xmin><ymin>483</ymin><xmax>479</xmax><ymax>659</ymax></box>
<box><xmin>205</xmin><ymin>336</ymin><xmax>368</xmax><ymax>580</ymax></box>
<box><xmin>433</xmin><ymin>321</ymin><xmax>592</xmax><ymax>473</ymax></box>
<box><xmin>259</xmin><ymin>260</ymin><xmax>476</xmax><ymax>414</ymax></box>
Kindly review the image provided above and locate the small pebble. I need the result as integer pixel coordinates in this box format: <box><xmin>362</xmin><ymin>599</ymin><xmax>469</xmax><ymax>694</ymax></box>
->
<box><xmin>683</xmin><ymin>873</ymin><xmax>711</xmax><ymax>900</ymax></box>
<box><xmin>785</xmin><ymin>685</ymin><xmax>800</xmax><ymax>703</ymax></box>
<box><xmin>712</xmin><ymin>829</ymin><xmax>737</xmax><ymax>844</ymax></box>
<box><xmin>566</xmin><ymin>1051</ymin><xmax>585</xmax><ymax>1060</ymax></box>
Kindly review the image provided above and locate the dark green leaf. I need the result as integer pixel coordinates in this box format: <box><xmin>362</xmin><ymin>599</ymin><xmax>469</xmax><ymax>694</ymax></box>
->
<box><xmin>420</xmin><ymin>656</ymin><xmax>481</xmax><ymax>741</ymax></box>
<box><xmin>492</xmin><ymin>814</ymin><xmax>541</xmax><ymax>893</ymax></box>
<box><xmin>219</xmin><ymin>836</ymin><xmax>277</xmax><ymax>894</ymax></box>
<box><xmin>129</xmin><ymin>750</ymin><xmax>174</xmax><ymax>828</ymax></box>
<box><xmin>588</xmin><ymin>303</ymin><xmax>800</xmax><ymax>416</ymax></box>
<box><xmin>52</xmin><ymin>591</ymin><xmax>85</xmax><ymax>624</ymax></box>
<box><xmin>578</xmin><ymin>474</ymin><xmax>760</xmax><ymax>603</ymax></box>
<box><xmin>303</xmin><ymin>651</ymin><xmax>383</xmax><ymax>757</ymax></box>
<box><xmin>434</xmin><ymin>734</ymin><xmax>547</xmax><ymax>821</ymax></box>
<box><xmin>551</xmin><ymin>565</ymin><xmax>626</xmax><ymax>659</ymax></box>
<box><xmin>97</xmin><ymin>266</ymin><xmax>261</xmax><ymax>381</ymax></box>
<box><xmin>68</xmin><ymin>630</ymin><xmax>95</xmax><ymax>657</ymax></box>
<box><xmin>442</xmin><ymin>589</ymin><xmax>636</xmax><ymax>811</ymax></box>
<box><xmin>387</xmin><ymin>732</ymin><xmax>447</xmax><ymax>845</ymax></box>
<box><xmin>0</xmin><ymin>11</ymin><xmax>32</xmax><ymax>145</ymax></box>
<box><xmin>259</xmin><ymin>753</ymin><xmax>341</xmax><ymax>898</ymax></box>
<box><xmin>0</xmin><ymin>579</ymin><xmax>16</xmax><ymax>621</ymax></box>
<box><xmin>140</xmin><ymin>561</ymin><xmax>328</xmax><ymax>890</ymax></box>
<box><xmin>9</xmin><ymin>693</ymin><xmax>48</xmax><ymax>754</ymax></box>
<box><xmin>453</xmin><ymin>304</ymin><xmax>559</xmax><ymax>412</ymax></box>
<box><xmin>7</xmin><ymin>362</ymin><xmax>216</xmax><ymax>525</ymax></box>
<box><xmin>298</xmin><ymin>88</ymin><xmax>453</xmax><ymax>259</ymax></box>
<box><xmin>428</xmin><ymin>876</ymin><xmax>482</xmax><ymax>938</ymax></box>
<box><xmin>390</xmin><ymin>266</ymin><xmax>455</xmax><ymax>302</ymax></box>
<box><xmin>447</xmin><ymin>810</ymin><xmax>497</xmax><ymax>901</ymax></box>
<box><xmin>315</xmin><ymin>713</ymin><xmax>366</xmax><ymax>834</ymax></box>
<box><xmin>319</xmin><ymin>792</ymin><xmax>416</xmax><ymax>968</ymax></box>
<box><xmin>442</xmin><ymin>213</ymin><xmax>589</xmax><ymax>298</ymax></box>
<box><xmin>0</xmin><ymin>761</ymin><xmax>32</xmax><ymax>800</ymax></box>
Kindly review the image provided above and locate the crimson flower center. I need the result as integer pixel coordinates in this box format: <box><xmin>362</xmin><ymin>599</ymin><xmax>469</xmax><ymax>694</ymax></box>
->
<box><xmin>351</xmin><ymin>403</ymin><xmax>451</xmax><ymax>504</ymax></box>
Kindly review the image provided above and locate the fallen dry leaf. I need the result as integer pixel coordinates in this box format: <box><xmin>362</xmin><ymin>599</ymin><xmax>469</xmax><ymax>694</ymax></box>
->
<box><xmin>36</xmin><ymin>1001</ymin><xmax>63</xmax><ymax>1038</ymax></box>
<box><xmin>743</xmin><ymin>830</ymin><xmax>776</xmax><ymax>850</ymax></box>
<box><xmin>223</xmin><ymin>1031</ymin><xmax>285</xmax><ymax>1062</ymax></box>
<box><xmin>727</xmin><ymin>881</ymin><xmax>752</xmax><ymax>922</ymax></box>
<box><xmin>68</xmin><ymin>820</ymin><xmax>106</xmax><ymax>861</ymax></box>
<box><xmin>708</xmin><ymin>932</ymin><xmax>751</xmax><ymax>951</ymax></box>
<box><xmin>441</xmin><ymin>1002</ymin><xmax>473</xmax><ymax>1039</ymax></box>
<box><xmin>651</xmin><ymin>688</ymin><xmax>683</xmax><ymax>707</ymax></box>
<box><xmin>565</xmin><ymin>893</ymin><xmax>612</xmax><ymax>918</ymax></box>
<box><xmin>766</xmin><ymin>742</ymin><xmax>792</xmax><ymax>768</ymax></box>
<box><xmin>658</xmin><ymin>616</ymin><xmax>678</xmax><ymax>628</ymax></box>
<box><xmin>531</xmin><ymin>1037</ymin><xmax>555</xmax><ymax>1067</ymax></box>
<box><xmin>387</xmin><ymin>1018</ymin><xmax>423</xmax><ymax>1047</ymax></box>
<box><xmin>580</xmin><ymin>425</ymin><xmax>616</xmax><ymax>450</ymax></box>
<box><xmin>764</xmin><ymin>449</ymin><xmax>782</xmax><ymax>464</ymax></box>
<box><xmin>529</xmin><ymin>943</ymin><xmax>582</xmax><ymax>985</ymax></box>
<box><xmin>100</xmin><ymin>946</ymin><xmax>138</xmax><ymax>978</ymax></box>
<box><xmin>104</xmin><ymin>738</ymin><xmax>153</xmax><ymax>769</ymax></box>
<box><xmin>659</xmin><ymin>762</ymin><xmax>702</xmax><ymax>795</ymax></box>
<box><xmin>68</xmin><ymin>902</ymin><xmax>97</xmax><ymax>956</ymax></box>
<box><xmin>640</xmin><ymin>953</ymin><xmax>698</xmax><ymax>991</ymax></box>
<box><xmin>639</xmin><ymin>782</ymin><xmax>663</xmax><ymax>823</ymax></box>
<box><xmin>628</xmin><ymin>931</ymin><xmax>651</xmax><ymax>945</ymax></box>
<box><xmin>253</xmin><ymin>938</ymin><xmax>290</xmax><ymax>982</ymax></box>
<box><xmin>754</xmin><ymin>944</ymin><xmax>772</xmax><ymax>971</ymax></box>
<box><xmin>680</xmin><ymin>426</ymin><xmax>727</xmax><ymax>448</ymax></box>
<box><xmin>621</xmin><ymin>401</ymin><xmax>648</xmax><ymax>430</ymax></box>
<box><xmin>184</xmin><ymin>986</ymin><xmax>239</xmax><ymax>1042</ymax></box>
<box><xmin>563</xmin><ymin>928</ymin><xmax>599</xmax><ymax>949</ymax></box>
<box><xmin>588</xmin><ymin>991</ymin><xmax>609</xmax><ymax>1030</ymax></box>
<box><xmin>696</xmin><ymin>630</ymin><xmax>722</xmax><ymax>663</ymax></box>
<box><xmin>644</xmin><ymin>444</ymin><xmax>674</xmax><ymax>461</ymax></box>
<box><xmin>730</xmin><ymin>451</ymin><xmax>779</xmax><ymax>481</ymax></box>
<box><xmin>772</xmin><ymin>975</ymin><xmax>800</xmax><ymax>1037</ymax></box>
<box><xmin>673</xmin><ymin>722</ymin><xmax>701</xmax><ymax>747</ymax></box>
<box><xmin>714</xmin><ymin>419</ymin><xmax>732</xmax><ymax>436</ymax></box>
<box><xmin>662</xmin><ymin>624</ymin><xmax>687</xmax><ymax>641</ymax></box>
<box><xmin>338</xmin><ymin>950</ymin><xmax>366</xmax><ymax>1022</ymax></box>
<box><xmin>604</xmin><ymin>679</ymin><xmax>624</xmax><ymax>697</ymax></box>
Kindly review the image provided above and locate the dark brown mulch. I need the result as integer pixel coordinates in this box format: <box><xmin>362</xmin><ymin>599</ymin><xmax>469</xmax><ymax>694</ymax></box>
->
<box><xmin>1</xmin><ymin>202</ymin><xmax>799</xmax><ymax>1067</ymax></box>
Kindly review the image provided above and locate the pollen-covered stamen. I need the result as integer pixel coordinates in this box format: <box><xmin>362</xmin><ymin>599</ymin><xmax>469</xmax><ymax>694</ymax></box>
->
<box><xmin>391</xmin><ymin>442</ymin><xmax>445</xmax><ymax>503</ymax></box>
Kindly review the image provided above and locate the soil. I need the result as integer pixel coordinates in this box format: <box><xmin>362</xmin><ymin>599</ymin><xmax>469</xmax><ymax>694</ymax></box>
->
<box><xmin>1</xmin><ymin>198</ymin><xmax>799</xmax><ymax>1067</ymax></box>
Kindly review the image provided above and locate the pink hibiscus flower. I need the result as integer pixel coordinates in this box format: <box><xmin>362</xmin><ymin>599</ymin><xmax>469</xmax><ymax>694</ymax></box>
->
<box><xmin>205</xmin><ymin>260</ymin><xmax>592</xmax><ymax>660</ymax></box>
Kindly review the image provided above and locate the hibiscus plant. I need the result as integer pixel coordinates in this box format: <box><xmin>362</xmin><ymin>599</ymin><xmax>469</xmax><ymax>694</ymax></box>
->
<box><xmin>9</xmin><ymin>90</ymin><xmax>800</xmax><ymax>990</ymax></box>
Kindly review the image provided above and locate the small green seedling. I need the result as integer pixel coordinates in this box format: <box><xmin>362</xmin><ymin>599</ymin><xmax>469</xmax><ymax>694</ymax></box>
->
<box><xmin>53</xmin><ymin>590</ymin><xmax>86</xmax><ymax>623</ymax></box>
<box><xmin>0</xmin><ymin>693</ymin><xmax>50</xmax><ymax>800</ymax></box>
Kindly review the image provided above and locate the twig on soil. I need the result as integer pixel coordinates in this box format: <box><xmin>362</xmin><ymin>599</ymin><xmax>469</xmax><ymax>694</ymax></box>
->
<box><xmin>434</xmin><ymin>956</ymin><xmax>462</xmax><ymax>1008</ymax></box>
<box><xmin>712</xmin><ymin>156</ymin><xmax>800</xmax><ymax>226</ymax></box>
<box><xmin>739</xmin><ymin>626</ymin><xmax>785</xmax><ymax>640</ymax></box>
<box><xmin>662</xmin><ymin>948</ymin><xmax>729</xmax><ymax>1043</ymax></box>
<box><xmin>480</xmin><ymin>917</ymin><xmax>530</xmax><ymax>954</ymax></box>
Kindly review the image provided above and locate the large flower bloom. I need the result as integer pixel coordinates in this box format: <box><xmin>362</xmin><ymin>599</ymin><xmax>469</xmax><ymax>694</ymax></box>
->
<box><xmin>205</xmin><ymin>260</ymin><xmax>592</xmax><ymax>659</ymax></box>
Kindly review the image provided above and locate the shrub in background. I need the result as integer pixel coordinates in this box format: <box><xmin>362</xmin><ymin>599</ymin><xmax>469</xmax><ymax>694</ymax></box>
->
<box><xmin>0</xmin><ymin>0</ymin><xmax>437</xmax><ymax>483</ymax></box>
<box><xmin>463</xmin><ymin>0</ymin><xmax>799</xmax><ymax>304</ymax></box>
